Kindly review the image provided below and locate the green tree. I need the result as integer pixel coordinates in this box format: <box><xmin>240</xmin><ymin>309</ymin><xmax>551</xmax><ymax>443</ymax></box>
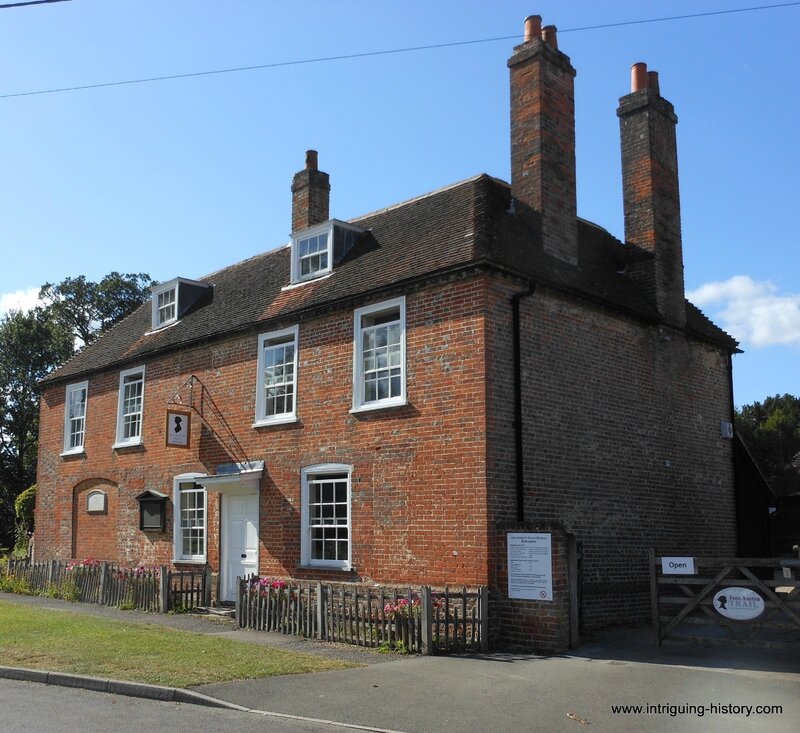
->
<box><xmin>39</xmin><ymin>272</ymin><xmax>155</xmax><ymax>346</ymax></box>
<box><xmin>0</xmin><ymin>271</ymin><xmax>155</xmax><ymax>549</ymax></box>
<box><xmin>0</xmin><ymin>310</ymin><xmax>73</xmax><ymax>549</ymax></box>
<box><xmin>13</xmin><ymin>484</ymin><xmax>36</xmax><ymax>557</ymax></box>
<box><xmin>737</xmin><ymin>394</ymin><xmax>800</xmax><ymax>495</ymax></box>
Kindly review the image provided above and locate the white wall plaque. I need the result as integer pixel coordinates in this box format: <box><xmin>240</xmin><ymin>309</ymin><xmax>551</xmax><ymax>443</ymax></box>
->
<box><xmin>508</xmin><ymin>532</ymin><xmax>553</xmax><ymax>601</ymax></box>
<box><xmin>661</xmin><ymin>557</ymin><xmax>696</xmax><ymax>575</ymax></box>
<box><xmin>712</xmin><ymin>587</ymin><xmax>765</xmax><ymax>620</ymax></box>
<box><xmin>86</xmin><ymin>490</ymin><xmax>107</xmax><ymax>513</ymax></box>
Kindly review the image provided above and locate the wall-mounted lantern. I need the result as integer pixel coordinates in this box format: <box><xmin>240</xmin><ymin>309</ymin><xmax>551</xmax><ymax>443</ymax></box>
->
<box><xmin>135</xmin><ymin>490</ymin><xmax>168</xmax><ymax>532</ymax></box>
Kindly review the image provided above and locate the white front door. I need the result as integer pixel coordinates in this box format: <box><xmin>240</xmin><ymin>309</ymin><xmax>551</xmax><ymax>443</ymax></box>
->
<box><xmin>222</xmin><ymin>492</ymin><xmax>259</xmax><ymax>602</ymax></box>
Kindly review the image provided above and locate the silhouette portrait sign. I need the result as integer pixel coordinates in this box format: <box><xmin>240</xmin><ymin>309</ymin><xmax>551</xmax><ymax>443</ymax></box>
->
<box><xmin>712</xmin><ymin>587</ymin><xmax>765</xmax><ymax>621</ymax></box>
<box><xmin>165</xmin><ymin>409</ymin><xmax>191</xmax><ymax>448</ymax></box>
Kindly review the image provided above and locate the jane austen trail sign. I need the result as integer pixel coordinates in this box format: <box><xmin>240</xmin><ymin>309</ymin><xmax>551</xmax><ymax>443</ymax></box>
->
<box><xmin>712</xmin><ymin>587</ymin><xmax>765</xmax><ymax>621</ymax></box>
<box><xmin>508</xmin><ymin>532</ymin><xmax>553</xmax><ymax>601</ymax></box>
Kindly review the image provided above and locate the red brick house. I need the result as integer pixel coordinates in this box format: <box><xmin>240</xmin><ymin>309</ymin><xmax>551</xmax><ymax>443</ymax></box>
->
<box><xmin>34</xmin><ymin>18</ymin><xmax>738</xmax><ymax>651</ymax></box>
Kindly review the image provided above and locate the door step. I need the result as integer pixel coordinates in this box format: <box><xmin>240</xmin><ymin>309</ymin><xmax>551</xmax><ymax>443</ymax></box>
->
<box><xmin>193</xmin><ymin>606</ymin><xmax>236</xmax><ymax>618</ymax></box>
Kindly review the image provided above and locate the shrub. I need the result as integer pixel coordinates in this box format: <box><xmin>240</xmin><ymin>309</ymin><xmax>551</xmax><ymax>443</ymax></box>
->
<box><xmin>0</xmin><ymin>575</ymin><xmax>34</xmax><ymax>595</ymax></box>
<box><xmin>57</xmin><ymin>578</ymin><xmax>81</xmax><ymax>602</ymax></box>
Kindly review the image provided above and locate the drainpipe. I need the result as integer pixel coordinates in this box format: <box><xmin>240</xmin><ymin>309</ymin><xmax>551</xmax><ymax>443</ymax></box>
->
<box><xmin>511</xmin><ymin>281</ymin><xmax>536</xmax><ymax>522</ymax></box>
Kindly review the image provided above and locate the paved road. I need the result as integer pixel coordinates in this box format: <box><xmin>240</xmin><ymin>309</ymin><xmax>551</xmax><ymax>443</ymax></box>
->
<box><xmin>0</xmin><ymin>678</ymin><xmax>388</xmax><ymax>733</ymax></box>
<box><xmin>198</xmin><ymin>651</ymin><xmax>798</xmax><ymax>733</ymax></box>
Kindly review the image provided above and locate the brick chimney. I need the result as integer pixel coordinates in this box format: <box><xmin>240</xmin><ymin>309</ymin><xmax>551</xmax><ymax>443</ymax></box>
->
<box><xmin>618</xmin><ymin>63</ymin><xmax>686</xmax><ymax>327</ymax></box>
<box><xmin>508</xmin><ymin>15</ymin><xmax>578</xmax><ymax>265</ymax></box>
<box><xmin>291</xmin><ymin>149</ymin><xmax>330</xmax><ymax>233</ymax></box>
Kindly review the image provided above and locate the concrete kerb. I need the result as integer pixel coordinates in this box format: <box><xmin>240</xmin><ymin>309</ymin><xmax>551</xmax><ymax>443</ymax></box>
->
<box><xmin>0</xmin><ymin>665</ymin><xmax>249</xmax><ymax>711</ymax></box>
<box><xmin>0</xmin><ymin>665</ymin><xmax>407</xmax><ymax>733</ymax></box>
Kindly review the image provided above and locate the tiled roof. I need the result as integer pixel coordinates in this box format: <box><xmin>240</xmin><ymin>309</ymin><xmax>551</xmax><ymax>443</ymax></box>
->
<box><xmin>41</xmin><ymin>174</ymin><xmax>738</xmax><ymax>385</ymax></box>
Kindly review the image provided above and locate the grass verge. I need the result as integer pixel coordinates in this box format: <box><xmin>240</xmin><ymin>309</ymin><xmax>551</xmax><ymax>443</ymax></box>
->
<box><xmin>0</xmin><ymin>600</ymin><xmax>357</xmax><ymax>687</ymax></box>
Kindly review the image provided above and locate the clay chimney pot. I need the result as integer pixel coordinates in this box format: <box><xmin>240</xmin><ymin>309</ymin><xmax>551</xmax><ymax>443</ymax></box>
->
<box><xmin>647</xmin><ymin>71</ymin><xmax>660</xmax><ymax>96</ymax></box>
<box><xmin>523</xmin><ymin>15</ymin><xmax>542</xmax><ymax>43</ymax></box>
<box><xmin>305</xmin><ymin>149</ymin><xmax>318</xmax><ymax>171</ymax></box>
<box><xmin>541</xmin><ymin>25</ymin><xmax>558</xmax><ymax>49</ymax></box>
<box><xmin>631</xmin><ymin>62</ymin><xmax>648</xmax><ymax>93</ymax></box>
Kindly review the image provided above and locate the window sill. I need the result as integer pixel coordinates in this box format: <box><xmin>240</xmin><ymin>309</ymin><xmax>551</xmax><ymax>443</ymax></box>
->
<box><xmin>144</xmin><ymin>320</ymin><xmax>180</xmax><ymax>336</ymax></box>
<box><xmin>113</xmin><ymin>440</ymin><xmax>143</xmax><ymax>450</ymax></box>
<box><xmin>282</xmin><ymin>271</ymin><xmax>333</xmax><ymax>291</ymax></box>
<box><xmin>296</xmin><ymin>564</ymin><xmax>354</xmax><ymax>573</ymax></box>
<box><xmin>350</xmin><ymin>399</ymin><xmax>408</xmax><ymax>415</ymax></box>
<box><xmin>60</xmin><ymin>447</ymin><xmax>85</xmax><ymax>458</ymax></box>
<box><xmin>252</xmin><ymin>415</ymin><xmax>299</xmax><ymax>428</ymax></box>
<box><xmin>172</xmin><ymin>558</ymin><xmax>207</xmax><ymax>565</ymax></box>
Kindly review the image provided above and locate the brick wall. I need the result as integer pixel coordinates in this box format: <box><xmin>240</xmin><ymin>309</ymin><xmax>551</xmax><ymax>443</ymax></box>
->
<box><xmin>486</xmin><ymin>280</ymin><xmax>736</xmax><ymax>633</ymax></box>
<box><xmin>35</xmin><ymin>276</ymin><xmax>491</xmax><ymax>587</ymax></box>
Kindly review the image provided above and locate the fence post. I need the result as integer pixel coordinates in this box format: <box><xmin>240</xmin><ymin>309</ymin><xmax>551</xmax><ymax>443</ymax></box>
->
<box><xmin>47</xmin><ymin>558</ymin><xmax>55</xmax><ymax>586</ymax></box>
<box><xmin>99</xmin><ymin>562</ymin><xmax>109</xmax><ymax>606</ymax></box>
<box><xmin>316</xmin><ymin>581</ymin><xmax>325</xmax><ymax>640</ymax></box>
<box><xmin>235</xmin><ymin>578</ymin><xmax>242</xmax><ymax>627</ymax></box>
<box><xmin>159</xmin><ymin>566</ymin><xmax>169</xmax><ymax>613</ymax></box>
<box><xmin>420</xmin><ymin>585</ymin><xmax>432</xmax><ymax>655</ymax></box>
<box><xmin>648</xmin><ymin>548</ymin><xmax>660</xmax><ymax>647</ymax></box>
<box><xmin>479</xmin><ymin>586</ymin><xmax>489</xmax><ymax>652</ymax></box>
<box><xmin>203</xmin><ymin>566</ymin><xmax>212</xmax><ymax>606</ymax></box>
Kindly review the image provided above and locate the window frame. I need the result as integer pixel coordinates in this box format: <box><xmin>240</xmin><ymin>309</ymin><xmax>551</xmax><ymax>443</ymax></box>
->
<box><xmin>254</xmin><ymin>325</ymin><xmax>300</xmax><ymax>427</ymax></box>
<box><xmin>290</xmin><ymin>221</ymin><xmax>333</xmax><ymax>283</ymax></box>
<box><xmin>351</xmin><ymin>296</ymin><xmax>407</xmax><ymax>412</ymax></box>
<box><xmin>151</xmin><ymin>282</ymin><xmax>178</xmax><ymax>329</ymax></box>
<box><xmin>300</xmin><ymin>464</ymin><xmax>352</xmax><ymax>570</ymax></box>
<box><xmin>172</xmin><ymin>473</ymin><xmax>208</xmax><ymax>563</ymax></box>
<box><xmin>62</xmin><ymin>380</ymin><xmax>89</xmax><ymax>455</ymax></box>
<box><xmin>114</xmin><ymin>365</ymin><xmax>145</xmax><ymax>448</ymax></box>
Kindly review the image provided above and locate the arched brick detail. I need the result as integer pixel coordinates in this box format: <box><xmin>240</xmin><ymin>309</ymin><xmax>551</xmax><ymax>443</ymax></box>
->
<box><xmin>72</xmin><ymin>479</ymin><xmax>119</xmax><ymax>561</ymax></box>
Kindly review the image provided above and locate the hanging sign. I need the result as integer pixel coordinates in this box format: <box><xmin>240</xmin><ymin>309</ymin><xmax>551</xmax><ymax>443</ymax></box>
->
<box><xmin>165</xmin><ymin>409</ymin><xmax>191</xmax><ymax>448</ymax></box>
<box><xmin>508</xmin><ymin>532</ymin><xmax>553</xmax><ymax>601</ymax></box>
<box><xmin>712</xmin><ymin>587</ymin><xmax>765</xmax><ymax>620</ymax></box>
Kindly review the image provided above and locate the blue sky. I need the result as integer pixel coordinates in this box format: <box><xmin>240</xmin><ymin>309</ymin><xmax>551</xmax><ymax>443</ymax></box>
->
<box><xmin>0</xmin><ymin>1</ymin><xmax>797</xmax><ymax>407</ymax></box>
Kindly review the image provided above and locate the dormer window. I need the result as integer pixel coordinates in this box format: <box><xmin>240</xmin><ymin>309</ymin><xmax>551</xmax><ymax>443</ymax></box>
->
<box><xmin>156</xmin><ymin>286</ymin><xmax>177</xmax><ymax>327</ymax></box>
<box><xmin>298</xmin><ymin>229</ymin><xmax>330</xmax><ymax>279</ymax></box>
<box><xmin>150</xmin><ymin>277</ymin><xmax>212</xmax><ymax>331</ymax></box>
<box><xmin>290</xmin><ymin>220</ymin><xmax>362</xmax><ymax>284</ymax></box>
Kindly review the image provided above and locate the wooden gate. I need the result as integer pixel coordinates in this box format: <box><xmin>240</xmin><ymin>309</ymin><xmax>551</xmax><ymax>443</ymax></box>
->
<box><xmin>649</xmin><ymin>550</ymin><xmax>800</xmax><ymax>648</ymax></box>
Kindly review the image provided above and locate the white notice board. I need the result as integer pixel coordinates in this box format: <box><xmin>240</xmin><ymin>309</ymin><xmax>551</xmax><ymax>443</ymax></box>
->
<box><xmin>508</xmin><ymin>532</ymin><xmax>553</xmax><ymax>601</ymax></box>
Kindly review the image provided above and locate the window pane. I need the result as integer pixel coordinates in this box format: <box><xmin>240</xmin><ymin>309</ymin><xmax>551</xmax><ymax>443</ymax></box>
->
<box><xmin>179</xmin><ymin>484</ymin><xmax>205</xmax><ymax>559</ymax></box>
<box><xmin>306</xmin><ymin>474</ymin><xmax>349</xmax><ymax>565</ymax></box>
<box><xmin>120</xmin><ymin>373</ymin><xmax>143</xmax><ymax>440</ymax></box>
<box><xmin>260</xmin><ymin>335</ymin><xmax>296</xmax><ymax>418</ymax></box>
<box><xmin>359</xmin><ymin>307</ymin><xmax>402</xmax><ymax>405</ymax></box>
<box><xmin>67</xmin><ymin>385</ymin><xmax>87</xmax><ymax>449</ymax></box>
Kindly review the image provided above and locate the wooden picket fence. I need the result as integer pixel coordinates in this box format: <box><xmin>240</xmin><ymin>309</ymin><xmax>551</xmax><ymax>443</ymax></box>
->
<box><xmin>5</xmin><ymin>558</ymin><xmax>210</xmax><ymax>613</ymax></box>
<box><xmin>237</xmin><ymin>577</ymin><xmax>488</xmax><ymax>654</ymax></box>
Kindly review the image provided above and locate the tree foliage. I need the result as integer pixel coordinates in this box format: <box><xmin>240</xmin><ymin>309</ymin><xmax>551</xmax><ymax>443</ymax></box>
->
<box><xmin>0</xmin><ymin>310</ymin><xmax>73</xmax><ymax>548</ymax></box>
<box><xmin>0</xmin><ymin>271</ymin><xmax>155</xmax><ymax>549</ymax></box>
<box><xmin>736</xmin><ymin>394</ymin><xmax>800</xmax><ymax>495</ymax></box>
<box><xmin>39</xmin><ymin>272</ymin><xmax>155</xmax><ymax>346</ymax></box>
